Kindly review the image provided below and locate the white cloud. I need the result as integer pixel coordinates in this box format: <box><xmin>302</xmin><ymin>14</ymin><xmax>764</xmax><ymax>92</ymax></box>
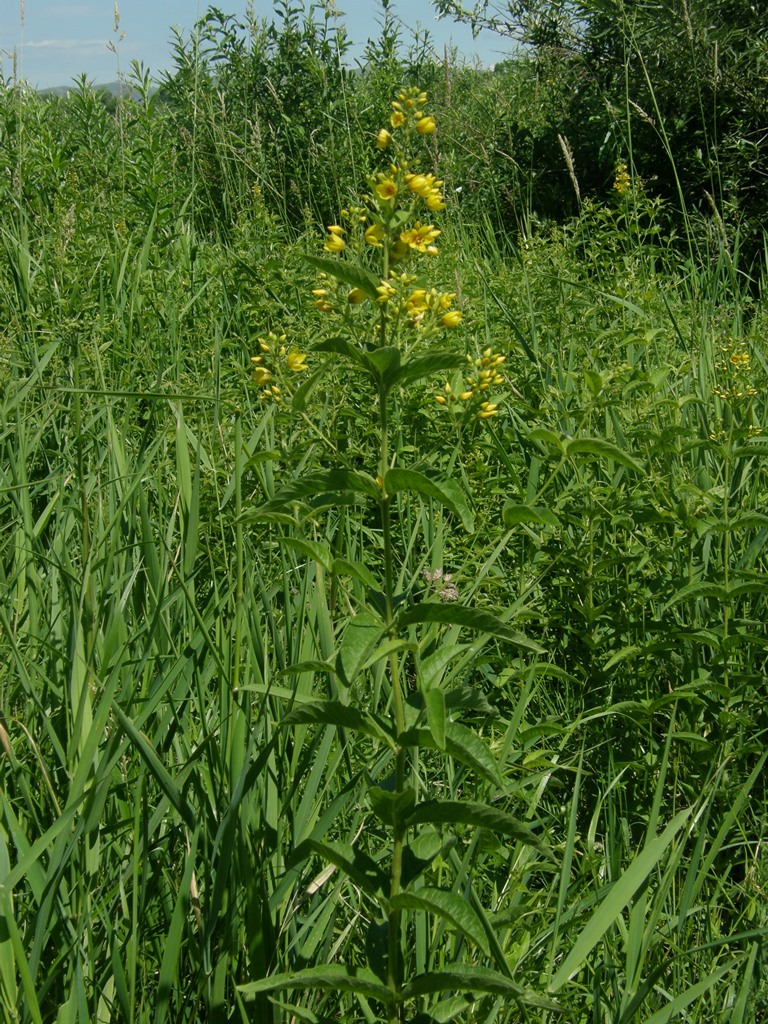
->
<box><xmin>23</xmin><ymin>38</ymin><xmax>107</xmax><ymax>53</ymax></box>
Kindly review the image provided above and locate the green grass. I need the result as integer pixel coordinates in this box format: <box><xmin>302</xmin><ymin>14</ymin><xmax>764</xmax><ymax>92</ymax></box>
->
<box><xmin>0</xmin><ymin>14</ymin><xmax>767</xmax><ymax>1022</ymax></box>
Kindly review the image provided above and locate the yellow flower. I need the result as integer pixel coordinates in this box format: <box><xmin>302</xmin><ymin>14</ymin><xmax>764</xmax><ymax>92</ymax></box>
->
<box><xmin>375</xmin><ymin>179</ymin><xmax>398</xmax><ymax>202</ymax></box>
<box><xmin>324</xmin><ymin>233</ymin><xmax>345</xmax><ymax>253</ymax></box>
<box><xmin>407</xmin><ymin>174</ymin><xmax>429</xmax><ymax>194</ymax></box>
<box><xmin>415</xmin><ymin>115</ymin><xmax>436</xmax><ymax>134</ymax></box>
<box><xmin>478</xmin><ymin>401</ymin><xmax>498</xmax><ymax>419</ymax></box>
<box><xmin>440</xmin><ymin>310</ymin><xmax>463</xmax><ymax>328</ymax></box>
<box><xmin>347</xmin><ymin>287</ymin><xmax>366</xmax><ymax>304</ymax></box>
<box><xmin>376</xmin><ymin>128</ymin><xmax>393</xmax><ymax>148</ymax></box>
<box><xmin>315</xmin><ymin>299</ymin><xmax>333</xmax><ymax>313</ymax></box>
<box><xmin>376</xmin><ymin>280</ymin><xmax>397</xmax><ymax>304</ymax></box>
<box><xmin>287</xmin><ymin>350</ymin><xmax>308</xmax><ymax>372</ymax></box>
<box><xmin>326</xmin><ymin>224</ymin><xmax>344</xmax><ymax>235</ymax></box>
<box><xmin>251</xmin><ymin>366</ymin><xmax>272</xmax><ymax>386</ymax></box>
<box><xmin>400</xmin><ymin>221</ymin><xmax>441</xmax><ymax>253</ymax></box>
<box><xmin>425</xmin><ymin>191</ymin><xmax>446</xmax><ymax>211</ymax></box>
<box><xmin>406</xmin><ymin>289</ymin><xmax>429</xmax><ymax>314</ymax></box>
<box><xmin>390</xmin><ymin>110</ymin><xmax>405</xmax><ymax>129</ymax></box>
<box><xmin>365</xmin><ymin>223</ymin><xmax>385</xmax><ymax>247</ymax></box>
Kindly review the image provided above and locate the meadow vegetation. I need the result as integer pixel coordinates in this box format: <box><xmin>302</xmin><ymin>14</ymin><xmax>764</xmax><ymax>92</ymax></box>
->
<box><xmin>1</xmin><ymin>1</ymin><xmax>767</xmax><ymax>1020</ymax></box>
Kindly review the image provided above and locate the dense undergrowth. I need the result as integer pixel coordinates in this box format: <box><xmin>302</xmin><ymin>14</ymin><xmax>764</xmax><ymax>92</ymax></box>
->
<box><xmin>1</xmin><ymin>1</ymin><xmax>767</xmax><ymax>1021</ymax></box>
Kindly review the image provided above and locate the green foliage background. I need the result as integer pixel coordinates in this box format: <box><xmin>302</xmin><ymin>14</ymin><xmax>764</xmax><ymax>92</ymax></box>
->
<box><xmin>0</xmin><ymin>1</ymin><xmax>766</xmax><ymax>1020</ymax></box>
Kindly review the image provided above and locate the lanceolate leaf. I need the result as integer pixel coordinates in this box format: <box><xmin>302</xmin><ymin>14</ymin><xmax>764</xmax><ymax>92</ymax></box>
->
<box><xmin>275</xmin><ymin>536</ymin><xmax>334</xmax><ymax>573</ymax></box>
<box><xmin>564</xmin><ymin>437</ymin><xmax>644</xmax><ymax>472</ymax></box>
<box><xmin>389</xmin><ymin>887</ymin><xmax>490</xmax><ymax>957</ymax></box>
<box><xmin>398</xmin><ymin>602</ymin><xmax>544</xmax><ymax>654</ymax></box>
<box><xmin>397</xmin><ymin>352</ymin><xmax>466</xmax><ymax>387</ymax></box>
<box><xmin>282</xmin><ymin>701</ymin><xmax>396</xmax><ymax>748</ymax></box>
<box><xmin>303</xmin><ymin>253</ymin><xmax>380</xmax><ymax>298</ymax></box>
<box><xmin>406</xmin><ymin>800</ymin><xmax>551</xmax><ymax>857</ymax></box>
<box><xmin>384</xmin><ymin>469</ymin><xmax>474</xmax><ymax>532</ymax></box>
<box><xmin>401</xmin><ymin>964</ymin><xmax>562</xmax><ymax>1009</ymax></box>
<box><xmin>288</xmin><ymin>839</ymin><xmax>387</xmax><ymax>897</ymax></box>
<box><xmin>256</xmin><ymin>470</ymin><xmax>380</xmax><ymax>514</ymax></box>
<box><xmin>399</xmin><ymin>722</ymin><xmax>505</xmax><ymax>789</ymax></box>
<box><xmin>502</xmin><ymin>502</ymin><xmax>559</xmax><ymax>528</ymax></box>
<box><xmin>239</xmin><ymin>964</ymin><xmax>394</xmax><ymax>1005</ymax></box>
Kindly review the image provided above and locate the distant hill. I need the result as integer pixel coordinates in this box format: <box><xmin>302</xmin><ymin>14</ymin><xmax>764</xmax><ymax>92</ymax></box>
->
<box><xmin>39</xmin><ymin>80</ymin><xmax>154</xmax><ymax>100</ymax></box>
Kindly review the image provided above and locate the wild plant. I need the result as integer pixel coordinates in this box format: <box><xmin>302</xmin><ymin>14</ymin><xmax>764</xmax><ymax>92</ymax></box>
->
<box><xmin>234</xmin><ymin>86</ymin><xmax>755</xmax><ymax>1024</ymax></box>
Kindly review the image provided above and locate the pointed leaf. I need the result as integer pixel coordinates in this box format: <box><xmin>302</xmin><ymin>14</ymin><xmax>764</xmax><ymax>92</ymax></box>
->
<box><xmin>303</xmin><ymin>254</ymin><xmax>380</xmax><ymax>298</ymax></box>
<box><xmin>565</xmin><ymin>437</ymin><xmax>644</xmax><ymax>472</ymax></box>
<box><xmin>282</xmin><ymin>701</ymin><xmax>395</xmax><ymax>747</ymax></box>
<box><xmin>397</xmin><ymin>352</ymin><xmax>466</xmax><ymax>387</ymax></box>
<box><xmin>399</xmin><ymin>722</ymin><xmax>504</xmax><ymax>789</ymax></box>
<box><xmin>384</xmin><ymin>469</ymin><xmax>474</xmax><ymax>532</ymax></box>
<box><xmin>406</xmin><ymin>800</ymin><xmax>551</xmax><ymax>857</ymax></box>
<box><xmin>336</xmin><ymin>611</ymin><xmax>386</xmax><ymax>686</ymax></box>
<box><xmin>398</xmin><ymin>602</ymin><xmax>544</xmax><ymax>654</ymax></box>
<box><xmin>368</xmin><ymin>785</ymin><xmax>416</xmax><ymax>827</ymax></box>
<box><xmin>389</xmin><ymin>887</ymin><xmax>490</xmax><ymax>957</ymax></box>
<box><xmin>424</xmin><ymin>689</ymin><xmax>446</xmax><ymax>750</ymax></box>
<box><xmin>503</xmin><ymin>503</ymin><xmax>559</xmax><ymax>528</ymax></box>
<box><xmin>257</xmin><ymin>470</ymin><xmax>380</xmax><ymax>513</ymax></box>
<box><xmin>239</xmin><ymin>964</ymin><xmax>394</xmax><ymax>1005</ymax></box>
<box><xmin>402</xmin><ymin>964</ymin><xmax>562</xmax><ymax>1009</ymax></box>
<box><xmin>288</xmin><ymin>839</ymin><xmax>387</xmax><ymax>897</ymax></box>
<box><xmin>275</xmin><ymin>537</ymin><xmax>334</xmax><ymax>573</ymax></box>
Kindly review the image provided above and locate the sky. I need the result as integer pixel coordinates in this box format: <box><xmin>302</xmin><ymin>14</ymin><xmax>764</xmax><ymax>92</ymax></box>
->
<box><xmin>0</xmin><ymin>1</ymin><xmax>507</xmax><ymax>90</ymax></box>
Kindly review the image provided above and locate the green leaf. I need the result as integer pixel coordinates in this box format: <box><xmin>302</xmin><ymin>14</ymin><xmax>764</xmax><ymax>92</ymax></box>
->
<box><xmin>274</xmin><ymin>536</ymin><xmax>334</xmax><ymax>573</ymax></box>
<box><xmin>643</xmin><ymin>963</ymin><xmax>733</xmax><ymax>1024</ymax></box>
<box><xmin>363</xmin><ymin>346</ymin><xmax>401</xmax><ymax>386</ymax></box>
<box><xmin>400</xmin><ymin>722</ymin><xmax>505</xmax><ymax>789</ymax></box>
<box><xmin>303</xmin><ymin>253</ymin><xmax>380</xmax><ymax>298</ymax></box>
<box><xmin>417</xmin><ymin>644</ymin><xmax>469</xmax><ymax>691</ymax></box>
<box><xmin>424</xmin><ymin>689</ymin><xmax>446</xmax><ymax>750</ymax></box>
<box><xmin>406</xmin><ymin>800</ymin><xmax>551</xmax><ymax>857</ymax></box>
<box><xmin>313</xmin><ymin>336</ymin><xmax>368</xmax><ymax>368</ymax></box>
<box><xmin>111</xmin><ymin>703</ymin><xmax>196</xmax><ymax>832</ymax></box>
<box><xmin>288</xmin><ymin>839</ymin><xmax>387</xmax><ymax>897</ymax></box>
<box><xmin>368</xmin><ymin>785</ymin><xmax>416</xmax><ymax>827</ymax></box>
<box><xmin>389</xmin><ymin>887</ymin><xmax>490</xmax><ymax>957</ymax></box>
<box><xmin>528</xmin><ymin>427</ymin><xmax>565</xmax><ymax>454</ymax></box>
<box><xmin>336</xmin><ymin>611</ymin><xmax>386</xmax><ymax>687</ymax></box>
<box><xmin>239</xmin><ymin>964</ymin><xmax>394</xmax><ymax>1005</ymax></box>
<box><xmin>402</xmin><ymin>964</ymin><xmax>562</xmax><ymax>1009</ymax></box>
<box><xmin>663</xmin><ymin>581</ymin><xmax>727</xmax><ymax>610</ymax></box>
<box><xmin>331</xmin><ymin>558</ymin><xmax>381</xmax><ymax>589</ymax></box>
<box><xmin>397</xmin><ymin>352</ymin><xmax>466</xmax><ymax>387</ymax></box>
<box><xmin>502</xmin><ymin>502</ymin><xmax>559</xmax><ymax>528</ymax></box>
<box><xmin>564</xmin><ymin>437</ymin><xmax>644</xmax><ymax>472</ymax></box>
<box><xmin>156</xmin><ymin>832</ymin><xmax>198</xmax><ymax>1024</ymax></box>
<box><xmin>292</xmin><ymin>362</ymin><xmax>329</xmax><ymax>413</ymax></box>
<box><xmin>384</xmin><ymin>469</ymin><xmax>474</xmax><ymax>532</ymax></box>
<box><xmin>282</xmin><ymin>701</ymin><xmax>395</xmax><ymax>747</ymax></box>
<box><xmin>548</xmin><ymin>807</ymin><xmax>692</xmax><ymax>992</ymax></box>
<box><xmin>398</xmin><ymin>602</ymin><xmax>544</xmax><ymax>654</ymax></box>
<box><xmin>257</xmin><ymin>470</ymin><xmax>380</xmax><ymax>513</ymax></box>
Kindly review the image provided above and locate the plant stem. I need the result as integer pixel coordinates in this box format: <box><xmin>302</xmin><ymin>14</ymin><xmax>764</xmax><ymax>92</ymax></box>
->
<box><xmin>379</xmin><ymin>379</ymin><xmax>406</xmax><ymax>1022</ymax></box>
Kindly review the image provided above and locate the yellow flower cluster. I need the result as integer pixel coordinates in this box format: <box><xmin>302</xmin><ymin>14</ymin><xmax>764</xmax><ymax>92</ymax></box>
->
<box><xmin>613</xmin><ymin>161</ymin><xmax>632</xmax><ymax>196</ymax></box>
<box><xmin>307</xmin><ymin>88</ymin><xmax>462</xmax><ymax>350</ymax></box>
<box><xmin>714</xmin><ymin>340</ymin><xmax>757</xmax><ymax>402</ymax></box>
<box><xmin>435</xmin><ymin>349</ymin><xmax>506</xmax><ymax>420</ymax></box>
<box><xmin>250</xmin><ymin>331</ymin><xmax>308</xmax><ymax>402</ymax></box>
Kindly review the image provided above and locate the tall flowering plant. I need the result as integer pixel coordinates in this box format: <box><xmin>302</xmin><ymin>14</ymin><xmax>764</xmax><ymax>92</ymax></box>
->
<box><xmin>241</xmin><ymin>90</ymin><xmax>549</xmax><ymax>1022</ymax></box>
